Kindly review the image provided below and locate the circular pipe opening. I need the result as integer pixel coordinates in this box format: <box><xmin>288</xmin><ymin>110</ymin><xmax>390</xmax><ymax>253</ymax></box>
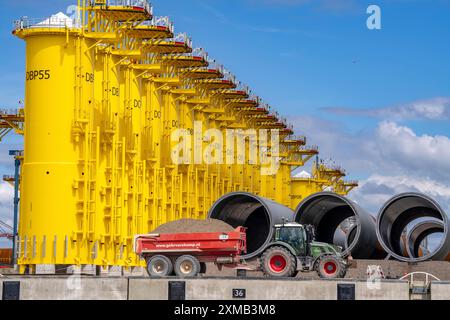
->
<box><xmin>377</xmin><ymin>193</ymin><xmax>449</xmax><ymax>262</ymax></box>
<box><xmin>208</xmin><ymin>192</ymin><xmax>294</xmax><ymax>259</ymax></box>
<box><xmin>406</xmin><ymin>220</ymin><xmax>444</xmax><ymax>259</ymax></box>
<box><xmin>295</xmin><ymin>192</ymin><xmax>380</xmax><ymax>259</ymax></box>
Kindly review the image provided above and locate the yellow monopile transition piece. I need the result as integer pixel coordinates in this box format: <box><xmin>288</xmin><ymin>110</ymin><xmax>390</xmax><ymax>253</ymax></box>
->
<box><xmin>13</xmin><ymin>1</ymin><xmax>357</xmax><ymax>273</ymax></box>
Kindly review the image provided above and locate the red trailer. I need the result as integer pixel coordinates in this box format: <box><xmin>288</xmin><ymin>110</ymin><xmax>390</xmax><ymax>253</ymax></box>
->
<box><xmin>134</xmin><ymin>227</ymin><xmax>247</xmax><ymax>277</ymax></box>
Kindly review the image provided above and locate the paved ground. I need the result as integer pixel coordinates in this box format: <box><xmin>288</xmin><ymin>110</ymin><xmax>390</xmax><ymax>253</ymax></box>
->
<box><xmin>2</xmin><ymin>260</ymin><xmax>449</xmax><ymax>280</ymax></box>
<box><xmin>202</xmin><ymin>259</ymin><xmax>450</xmax><ymax>281</ymax></box>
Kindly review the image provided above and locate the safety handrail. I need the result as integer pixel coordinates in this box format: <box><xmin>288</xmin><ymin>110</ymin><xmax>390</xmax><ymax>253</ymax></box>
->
<box><xmin>222</xmin><ymin>68</ymin><xmax>236</xmax><ymax>85</ymax></box>
<box><xmin>140</xmin><ymin>16</ymin><xmax>174</xmax><ymax>33</ymax></box>
<box><xmin>301</xmin><ymin>145</ymin><xmax>319</xmax><ymax>152</ymax></box>
<box><xmin>400</xmin><ymin>272</ymin><xmax>441</xmax><ymax>287</ymax></box>
<box><xmin>0</xmin><ymin>109</ymin><xmax>22</xmax><ymax>116</ymax></box>
<box><xmin>206</xmin><ymin>59</ymin><xmax>224</xmax><ymax>75</ymax></box>
<box><xmin>285</xmin><ymin>135</ymin><xmax>307</xmax><ymax>143</ymax></box>
<box><xmin>173</xmin><ymin>33</ymin><xmax>193</xmax><ymax>49</ymax></box>
<box><xmin>190</xmin><ymin>47</ymin><xmax>208</xmax><ymax>61</ymax></box>
<box><xmin>14</xmin><ymin>16</ymin><xmax>81</xmax><ymax>30</ymax></box>
<box><xmin>92</xmin><ymin>0</ymin><xmax>153</xmax><ymax>15</ymax></box>
<box><xmin>234</xmin><ymin>81</ymin><xmax>250</xmax><ymax>95</ymax></box>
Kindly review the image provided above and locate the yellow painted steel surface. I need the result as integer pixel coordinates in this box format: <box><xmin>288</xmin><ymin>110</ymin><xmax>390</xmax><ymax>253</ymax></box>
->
<box><xmin>13</xmin><ymin>1</ymin><xmax>357</xmax><ymax>272</ymax></box>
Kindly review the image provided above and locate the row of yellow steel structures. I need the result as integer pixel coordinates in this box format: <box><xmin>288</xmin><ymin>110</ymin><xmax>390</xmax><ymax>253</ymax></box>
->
<box><xmin>12</xmin><ymin>0</ymin><xmax>357</xmax><ymax>273</ymax></box>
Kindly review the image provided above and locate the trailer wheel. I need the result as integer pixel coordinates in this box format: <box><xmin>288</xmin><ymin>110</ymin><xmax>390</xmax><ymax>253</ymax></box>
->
<box><xmin>316</xmin><ymin>255</ymin><xmax>347</xmax><ymax>279</ymax></box>
<box><xmin>147</xmin><ymin>255</ymin><xmax>173</xmax><ymax>277</ymax></box>
<box><xmin>260</xmin><ymin>246</ymin><xmax>296</xmax><ymax>278</ymax></box>
<box><xmin>174</xmin><ymin>255</ymin><xmax>201</xmax><ymax>277</ymax></box>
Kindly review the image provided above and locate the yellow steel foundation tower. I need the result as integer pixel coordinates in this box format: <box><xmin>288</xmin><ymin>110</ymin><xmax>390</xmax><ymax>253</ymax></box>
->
<box><xmin>13</xmin><ymin>0</ymin><xmax>357</xmax><ymax>274</ymax></box>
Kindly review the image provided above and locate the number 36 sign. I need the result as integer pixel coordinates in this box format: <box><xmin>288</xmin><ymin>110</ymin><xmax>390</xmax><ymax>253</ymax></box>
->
<box><xmin>232</xmin><ymin>288</ymin><xmax>246</xmax><ymax>299</ymax></box>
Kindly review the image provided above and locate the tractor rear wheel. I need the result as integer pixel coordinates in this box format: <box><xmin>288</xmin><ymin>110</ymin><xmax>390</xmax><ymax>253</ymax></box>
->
<box><xmin>316</xmin><ymin>255</ymin><xmax>347</xmax><ymax>279</ymax></box>
<box><xmin>260</xmin><ymin>246</ymin><xmax>296</xmax><ymax>278</ymax></box>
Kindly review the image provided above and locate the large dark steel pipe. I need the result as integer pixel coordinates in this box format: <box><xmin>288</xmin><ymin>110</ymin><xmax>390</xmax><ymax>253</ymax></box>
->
<box><xmin>406</xmin><ymin>220</ymin><xmax>444</xmax><ymax>259</ymax></box>
<box><xmin>294</xmin><ymin>192</ymin><xmax>383</xmax><ymax>259</ymax></box>
<box><xmin>345</xmin><ymin>225</ymin><xmax>357</xmax><ymax>249</ymax></box>
<box><xmin>377</xmin><ymin>193</ymin><xmax>450</xmax><ymax>262</ymax></box>
<box><xmin>346</xmin><ymin>222</ymin><xmax>389</xmax><ymax>259</ymax></box>
<box><xmin>208</xmin><ymin>192</ymin><xmax>295</xmax><ymax>259</ymax></box>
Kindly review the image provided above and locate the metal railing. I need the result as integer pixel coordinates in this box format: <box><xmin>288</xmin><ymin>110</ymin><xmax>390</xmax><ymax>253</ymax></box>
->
<box><xmin>287</xmin><ymin>124</ymin><xmax>294</xmax><ymax>132</ymax></box>
<box><xmin>222</xmin><ymin>68</ymin><xmax>236</xmax><ymax>85</ymax></box>
<box><xmin>173</xmin><ymin>33</ymin><xmax>193</xmax><ymax>49</ymax></box>
<box><xmin>271</xmin><ymin>110</ymin><xmax>280</xmax><ymax>119</ymax></box>
<box><xmin>286</xmin><ymin>135</ymin><xmax>307</xmax><ymax>144</ymax></box>
<box><xmin>92</xmin><ymin>0</ymin><xmax>153</xmax><ymax>15</ymax></box>
<box><xmin>261</xmin><ymin>103</ymin><xmax>271</xmax><ymax>113</ymax></box>
<box><xmin>318</xmin><ymin>162</ymin><xmax>346</xmax><ymax>174</ymax></box>
<box><xmin>0</xmin><ymin>109</ymin><xmax>22</xmax><ymax>116</ymax></box>
<box><xmin>206</xmin><ymin>59</ymin><xmax>224</xmax><ymax>75</ymax></box>
<box><xmin>190</xmin><ymin>47</ymin><xmax>208</xmax><ymax>61</ymax></box>
<box><xmin>140</xmin><ymin>16</ymin><xmax>174</xmax><ymax>34</ymax></box>
<box><xmin>235</xmin><ymin>81</ymin><xmax>250</xmax><ymax>95</ymax></box>
<box><xmin>400</xmin><ymin>272</ymin><xmax>441</xmax><ymax>289</ymax></box>
<box><xmin>246</xmin><ymin>94</ymin><xmax>260</xmax><ymax>104</ymax></box>
<box><xmin>14</xmin><ymin>16</ymin><xmax>81</xmax><ymax>31</ymax></box>
<box><xmin>301</xmin><ymin>145</ymin><xmax>319</xmax><ymax>153</ymax></box>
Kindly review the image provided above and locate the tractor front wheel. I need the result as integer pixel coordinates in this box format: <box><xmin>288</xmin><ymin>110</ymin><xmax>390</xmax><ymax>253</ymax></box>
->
<box><xmin>260</xmin><ymin>246</ymin><xmax>296</xmax><ymax>278</ymax></box>
<box><xmin>316</xmin><ymin>255</ymin><xmax>347</xmax><ymax>279</ymax></box>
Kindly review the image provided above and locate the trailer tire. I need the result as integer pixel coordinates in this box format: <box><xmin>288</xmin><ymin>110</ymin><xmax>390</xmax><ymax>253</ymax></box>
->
<box><xmin>260</xmin><ymin>246</ymin><xmax>296</xmax><ymax>278</ymax></box>
<box><xmin>147</xmin><ymin>255</ymin><xmax>173</xmax><ymax>277</ymax></box>
<box><xmin>174</xmin><ymin>255</ymin><xmax>201</xmax><ymax>277</ymax></box>
<box><xmin>316</xmin><ymin>255</ymin><xmax>347</xmax><ymax>279</ymax></box>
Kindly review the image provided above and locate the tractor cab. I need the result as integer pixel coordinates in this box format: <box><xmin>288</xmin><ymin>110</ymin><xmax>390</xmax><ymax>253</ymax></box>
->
<box><xmin>273</xmin><ymin>222</ymin><xmax>342</xmax><ymax>258</ymax></box>
<box><xmin>273</xmin><ymin>222</ymin><xmax>309</xmax><ymax>256</ymax></box>
<box><xmin>262</xmin><ymin>221</ymin><xmax>347</xmax><ymax>278</ymax></box>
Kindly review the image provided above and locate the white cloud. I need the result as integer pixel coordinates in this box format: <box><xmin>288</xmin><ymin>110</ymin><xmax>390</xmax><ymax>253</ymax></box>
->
<box><xmin>325</xmin><ymin>97</ymin><xmax>450</xmax><ymax>121</ymax></box>
<box><xmin>0</xmin><ymin>181</ymin><xmax>14</xmax><ymax>248</ymax></box>
<box><xmin>374</xmin><ymin>121</ymin><xmax>450</xmax><ymax>180</ymax></box>
<box><xmin>0</xmin><ymin>182</ymin><xmax>14</xmax><ymax>226</ymax></box>
<box><xmin>289</xmin><ymin>116</ymin><xmax>450</xmax><ymax>214</ymax></box>
<box><xmin>350</xmin><ymin>174</ymin><xmax>450</xmax><ymax>214</ymax></box>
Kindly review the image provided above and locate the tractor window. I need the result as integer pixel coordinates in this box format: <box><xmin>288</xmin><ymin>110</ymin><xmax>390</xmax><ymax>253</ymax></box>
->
<box><xmin>279</xmin><ymin>228</ymin><xmax>300</xmax><ymax>242</ymax></box>
<box><xmin>278</xmin><ymin>227</ymin><xmax>305</xmax><ymax>254</ymax></box>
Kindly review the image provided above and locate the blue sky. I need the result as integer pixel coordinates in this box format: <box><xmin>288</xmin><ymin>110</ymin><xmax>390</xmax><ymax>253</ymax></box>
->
<box><xmin>0</xmin><ymin>0</ymin><xmax>449</xmax><ymax>246</ymax></box>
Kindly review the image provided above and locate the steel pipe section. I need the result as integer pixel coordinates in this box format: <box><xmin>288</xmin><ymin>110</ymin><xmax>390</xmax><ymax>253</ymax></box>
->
<box><xmin>208</xmin><ymin>192</ymin><xmax>295</xmax><ymax>259</ymax></box>
<box><xmin>377</xmin><ymin>193</ymin><xmax>450</xmax><ymax>262</ymax></box>
<box><xmin>294</xmin><ymin>192</ymin><xmax>383</xmax><ymax>259</ymax></box>
<box><xmin>345</xmin><ymin>225</ymin><xmax>357</xmax><ymax>250</ymax></box>
<box><xmin>406</xmin><ymin>220</ymin><xmax>444</xmax><ymax>259</ymax></box>
<box><xmin>345</xmin><ymin>224</ymin><xmax>388</xmax><ymax>259</ymax></box>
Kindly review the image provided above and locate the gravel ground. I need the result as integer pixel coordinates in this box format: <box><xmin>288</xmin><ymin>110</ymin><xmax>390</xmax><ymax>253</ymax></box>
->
<box><xmin>202</xmin><ymin>259</ymin><xmax>450</xmax><ymax>281</ymax></box>
<box><xmin>152</xmin><ymin>219</ymin><xmax>235</xmax><ymax>234</ymax></box>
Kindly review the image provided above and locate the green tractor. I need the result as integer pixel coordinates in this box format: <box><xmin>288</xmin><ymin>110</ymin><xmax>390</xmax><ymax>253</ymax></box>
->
<box><xmin>259</xmin><ymin>221</ymin><xmax>348</xmax><ymax>279</ymax></box>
